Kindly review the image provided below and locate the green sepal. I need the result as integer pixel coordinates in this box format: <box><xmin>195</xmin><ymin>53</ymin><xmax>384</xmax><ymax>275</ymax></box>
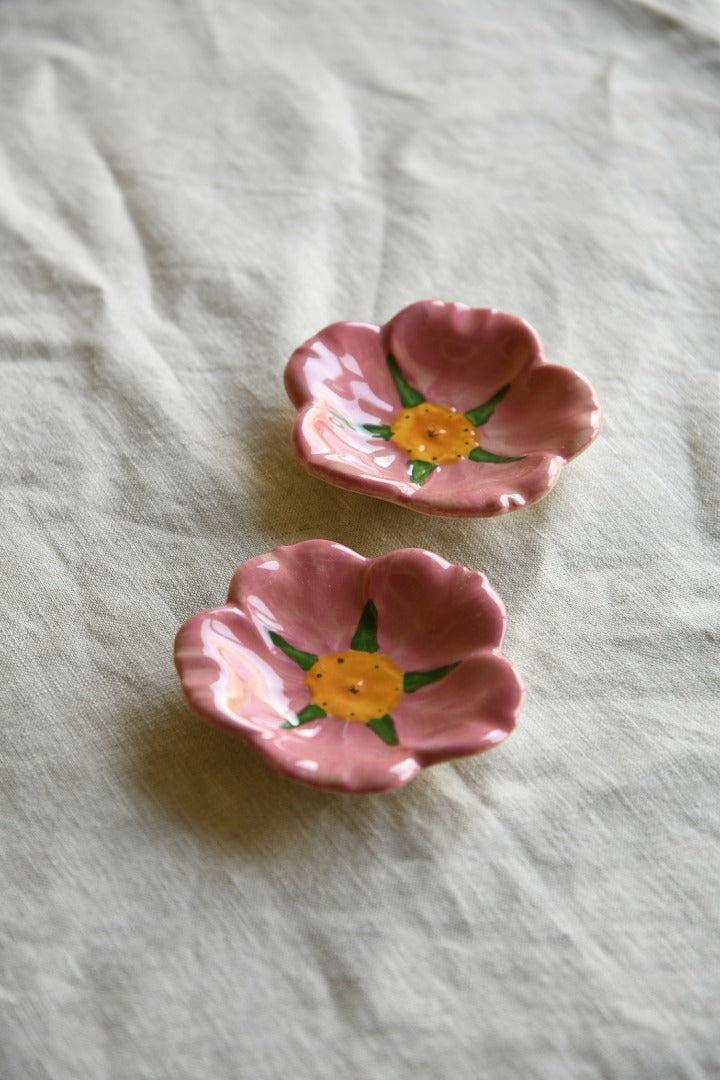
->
<box><xmin>409</xmin><ymin>460</ymin><xmax>437</xmax><ymax>485</ymax></box>
<box><xmin>281</xmin><ymin>704</ymin><xmax>327</xmax><ymax>728</ymax></box>
<box><xmin>403</xmin><ymin>662</ymin><xmax>461</xmax><ymax>693</ymax></box>
<box><xmin>350</xmin><ymin>600</ymin><xmax>379</xmax><ymax>653</ymax></box>
<box><xmin>464</xmin><ymin>384</ymin><xmax>511</xmax><ymax>427</ymax></box>
<box><xmin>366</xmin><ymin>714</ymin><xmax>399</xmax><ymax>746</ymax></box>
<box><xmin>268</xmin><ymin>631</ymin><xmax>318</xmax><ymax>671</ymax></box>
<box><xmin>387</xmin><ymin>353</ymin><xmax>425</xmax><ymax>408</ymax></box>
<box><xmin>468</xmin><ymin>447</ymin><xmax>525</xmax><ymax>464</ymax></box>
<box><xmin>362</xmin><ymin>423</ymin><xmax>393</xmax><ymax>439</ymax></box>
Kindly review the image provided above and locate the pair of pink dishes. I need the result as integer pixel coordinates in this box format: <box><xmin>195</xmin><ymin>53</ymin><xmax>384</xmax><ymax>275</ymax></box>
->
<box><xmin>175</xmin><ymin>301</ymin><xmax>602</xmax><ymax>793</ymax></box>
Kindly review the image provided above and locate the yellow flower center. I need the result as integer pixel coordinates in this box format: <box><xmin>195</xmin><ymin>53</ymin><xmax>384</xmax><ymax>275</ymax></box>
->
<box><xmin>305</xmin><ymin>650</ymin><xmax>404</xmax><ymax>723</ymax></box>
<box><xmin>390</xmin><ymin>402</ymin><xmax>478</xmax><ymax>464</ymax></box>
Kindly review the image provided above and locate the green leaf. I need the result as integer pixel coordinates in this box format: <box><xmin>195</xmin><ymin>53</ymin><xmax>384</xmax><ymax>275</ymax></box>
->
<box><xmin>281</xmin><ymin>704</ymin><xmax>327</xmax><ymax>728</ymax></box>
<box><xmin>387</xmin><ymin>353</ymin><xmax>425</xmax><ymax>408</ymax></box>
<box><xmin>366</xmin><ymin>714</ymin><xmax>399</xmax><ymax>746</ymax></box>
<box><xmin>409</xmin><ymin>460</ymin><xmax>437</xmax><ymax>485</ymax></box>
<box><xmin>268</xmin><ymin>631</ymin><xmax>318</xmax><ymax>671</ymax></box>
<box><xmin>464</xmin><ymin>384</ymin><xmax>511</xmax><ymax>427</ymax></box>
<box><xmin>468</xmin><ymin>447</ymin><xmax>525</xmax><ymax>464</ymax></box>
<box><xmin>403</xmin><ymin>662</ymin><xmax>461</xmax><ymax>693</ymax></box>
<box><xmin>350</xmin><ymin>600</ymin><xmax>379</xmax><ymax>653</ymax></box>
<box><xmin>362</xmin><ymin>423</ymin><xmax>393</xmax><ymax>439</ymax></box>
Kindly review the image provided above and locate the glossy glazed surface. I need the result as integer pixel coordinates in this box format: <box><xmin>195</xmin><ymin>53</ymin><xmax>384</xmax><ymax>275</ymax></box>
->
<box><xmin>285</xmin><ymin>300</ymin><xmax>602</xmax><ymax>517</ymax></box>
<box><xmin>174</xmin><ymin>540</ymin><xmax>525</xmax><ymax>793</ymax></box>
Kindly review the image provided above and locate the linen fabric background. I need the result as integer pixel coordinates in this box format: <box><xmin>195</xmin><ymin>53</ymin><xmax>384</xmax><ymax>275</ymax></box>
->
<box><xmin>1</xmin><ymin>1</ymin><xmax>719</xmax><ymax>1077</ymax></box>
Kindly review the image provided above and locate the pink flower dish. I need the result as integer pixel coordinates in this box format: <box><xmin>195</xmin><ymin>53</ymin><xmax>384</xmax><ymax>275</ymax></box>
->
<box><xmin>174</xmin><ymin>540</ymin><xmax>525</xmax><ymax>794</ymax></box>
<box><xmin>285</xmin><ymin>300</ymin><xmax>602</xmax><ymax>517</ymax></box>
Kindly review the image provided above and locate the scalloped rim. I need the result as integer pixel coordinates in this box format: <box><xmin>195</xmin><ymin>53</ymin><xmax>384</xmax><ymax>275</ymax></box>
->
<box><xmin>284</xmin><ymin>300</ymin><xmax>602</xmax><ymax>518</ymax></box>
<box><xmin>174</xmin><ymin>540</ymin><xmax>526</xmax><ymax>793</ymax></box>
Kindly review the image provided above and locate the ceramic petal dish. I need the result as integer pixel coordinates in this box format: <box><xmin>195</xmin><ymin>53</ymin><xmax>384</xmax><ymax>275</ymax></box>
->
<box><xmin>174</xmin><ymin>540</ymin><xmax>524</xmax><ymax>794</ymax></box>
<box><xmin>285</xmin><ymin>300</ymin><xmax>602</xmax><ymax>517</ymax></box>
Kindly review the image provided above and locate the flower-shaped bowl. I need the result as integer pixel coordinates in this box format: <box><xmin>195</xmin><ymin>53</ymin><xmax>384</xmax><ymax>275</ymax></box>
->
<box><xmin>285</xmin><ymin>300</ymin><xmax>602</xmax><ymax>517</ymax></box>
<box><xmin>174</xmin><ymin>540</ymin><xmax>524</xmax><ymax>794</ymax></box>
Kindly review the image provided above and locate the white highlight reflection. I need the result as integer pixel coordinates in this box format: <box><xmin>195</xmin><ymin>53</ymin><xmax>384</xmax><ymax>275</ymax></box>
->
<box><xmin>245</xmin><ymin>594</ymin><xmax>281</xmax><ymax>631</ymax></box>
<box><xmin>389</xmin><ymin>758</ymin><xmax>419</xmax><ymax>782</ymax></box>
<box><xmin>202</xmin><ymin>617</ymin><xmax>291</xmax><ymax>731</ymax></box>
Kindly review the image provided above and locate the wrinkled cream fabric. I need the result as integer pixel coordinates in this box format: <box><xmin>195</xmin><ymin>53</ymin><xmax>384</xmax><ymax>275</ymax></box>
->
<box><xmin>1</xmin><ymin>1</ymin><xmax>719</xmax><ymax>1077</ymax></box>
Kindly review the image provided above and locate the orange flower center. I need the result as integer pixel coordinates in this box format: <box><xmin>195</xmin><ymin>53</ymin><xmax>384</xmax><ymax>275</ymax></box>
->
<box><xmin>305</xmin><ymin>650</ymin><xmax>404</xmax><ymax>723</ymax></box>
<box><xmin>390</xmin><ymin>402</ymin><xmax>478</xmax><ymax>464</ymax></box>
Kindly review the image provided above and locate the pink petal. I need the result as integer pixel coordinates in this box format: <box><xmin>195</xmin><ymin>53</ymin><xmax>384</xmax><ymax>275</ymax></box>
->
<box><xmin>399</xmin><ymin>452</ymin><xmax>563</xmax><ymax>517</ymax></box>
<box><xmin>363</xmin><ymin>548</ymin><xmax>507</xmax><ymax>670</ymax></box>
<box><xmin>394</xmin><ymin>654</ymin><xmax>524</xmax><ymax>763</ymax></box>
<box><xmin>174</xmin><ymin>606</ymin><xmax>308</xmax><ymax>734</ymax></box>
<box><xmin>291</xmin><ymin>404</ymin><xmax>418</xmax><ymax>501</ymax></box>
<box><xmin>482</xmin><ymin>363</ymin><xmax>602</xmax><ymax>460</ymax></box>
<box><xmin>284</xmin><ymin>320</ymin><xmax>398</xmax><ymax>424</ymax></box>
<box><xmin>227</xmin><ymin>539</ymin><xmax>368</xmax><ymax>657</ymax></box>
<box><xmin>383</xmin><ymin>300</ymin><xmax>542</xmax><ymax>412</ymax></box>
<box><xmin>259</xmin><ymin>721</ymin><xmax>423</xmax><ymax>794</ymax></box>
